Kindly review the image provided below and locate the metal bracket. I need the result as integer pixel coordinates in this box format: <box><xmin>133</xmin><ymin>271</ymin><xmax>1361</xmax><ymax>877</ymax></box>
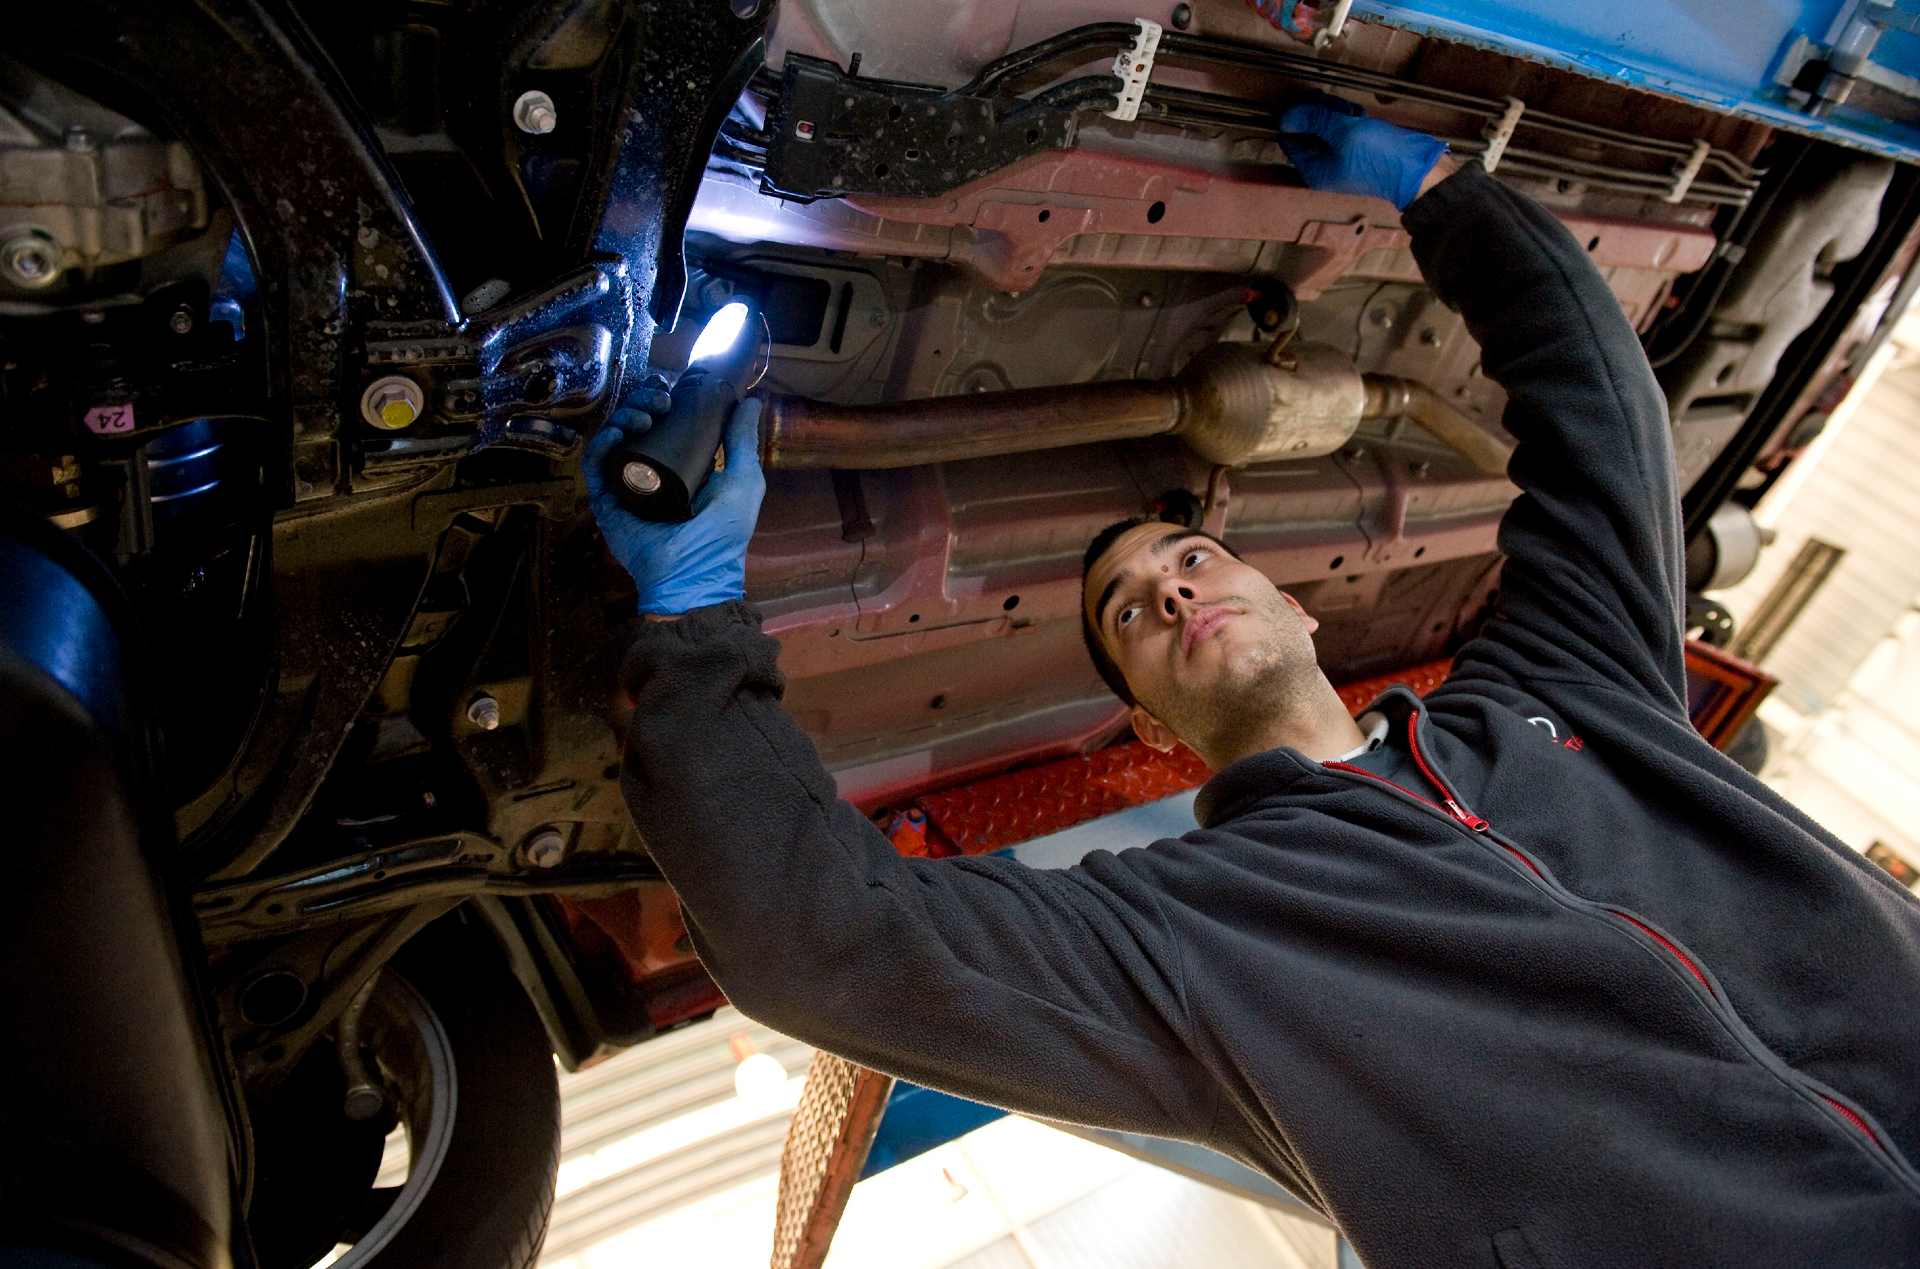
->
<box><xmin>1105</xmin><ymin>19</ymin><xmax>1163</xmax><ymax>122</ymax></box>
<box><xmin>763</xmin><ymin>54</ymin><xmax>1080</xmax><ymax>200</ymax></box>
<box><xmin>1481</xmin><ymin>97</ymin><xmax>1524</xmax><ymax>174</ymax></box>
<box><xmin>362</xmin><ymin>260</ymin><xmax>634</xmax><ymax>451</ymax></box>
<box><xmin>1665</xmin><ymin>139</ymin><xmax>1712</xmax><ymax>203</ymax></box>
<box><xmin>194</xmin><ymin>832</ymin><xmax>663</xmax><ymax>941</ymax></box>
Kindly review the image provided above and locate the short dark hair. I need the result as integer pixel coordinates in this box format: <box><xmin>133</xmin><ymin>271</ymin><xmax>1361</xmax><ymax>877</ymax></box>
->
<box><xmin>1080</xmin><ymin>516</ymin><xmax>1242</xmax><ymax>709</ymax></box>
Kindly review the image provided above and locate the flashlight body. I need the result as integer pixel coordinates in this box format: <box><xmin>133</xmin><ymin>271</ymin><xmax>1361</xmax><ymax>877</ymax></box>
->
<box><xmin>603</xmin><ymin>367</ymin><xmax>742</xmax><ymax>521</ymax></box>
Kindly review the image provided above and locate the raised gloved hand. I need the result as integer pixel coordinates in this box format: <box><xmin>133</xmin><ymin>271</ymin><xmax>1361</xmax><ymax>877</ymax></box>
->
<box><xmin>583</xmin><ymin>377</ymin><xmax>766</xmax><ymax>616</ymax></box>
<box><xmin>1278</xmin><ymin>100</ymin><xmax>1449</xmax><ymax>211</ymax></box>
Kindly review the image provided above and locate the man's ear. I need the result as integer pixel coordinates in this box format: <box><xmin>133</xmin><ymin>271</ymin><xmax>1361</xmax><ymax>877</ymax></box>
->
<box><xmin>1131</xmin><ymin>705</ymin><xmax>1178</xmax><ymax>753</ymax></box>
<box><xmin>1279</xmin><ymin>590</ymin><xmax>1319</xmax><ymax>635</ymax></box>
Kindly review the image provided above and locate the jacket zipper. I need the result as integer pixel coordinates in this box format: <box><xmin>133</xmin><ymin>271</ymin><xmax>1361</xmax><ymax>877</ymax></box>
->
<box><xmin>1326</xmin><ymin>707</ymin><xmax>1898</xmax><ymax>1164</ymax></box>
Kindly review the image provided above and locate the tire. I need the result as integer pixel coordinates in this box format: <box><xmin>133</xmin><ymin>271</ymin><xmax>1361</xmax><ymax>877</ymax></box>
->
<box><xmin>248</xmin><ymin>923</ymin><xmax>561</xmax><ymax>1269</ymax></box>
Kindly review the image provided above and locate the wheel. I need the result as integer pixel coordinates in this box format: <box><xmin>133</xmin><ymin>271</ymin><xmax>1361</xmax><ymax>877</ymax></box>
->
<box><xmin>246</xmin><ymin>927</ymin><xmax>561</xmax><ymax>1269</ymax></box>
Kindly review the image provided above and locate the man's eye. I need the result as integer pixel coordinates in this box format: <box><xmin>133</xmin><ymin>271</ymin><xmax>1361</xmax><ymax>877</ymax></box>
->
<box><xmin>1182</xmin><ymin>548</ymin><xmax>1210</xmax><ymax>569</ymax></box>
<box><xmin>1117</xmin><ymin>605</ymin><xmax>1139</xmax><ymax>630</ymax></box>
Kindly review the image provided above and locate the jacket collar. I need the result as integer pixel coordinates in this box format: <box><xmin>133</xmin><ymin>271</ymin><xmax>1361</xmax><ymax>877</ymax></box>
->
<box><xmin>1192</xmin><ymin>685</ymin><xmax>1428</xmax><ymax>828</ymax></box>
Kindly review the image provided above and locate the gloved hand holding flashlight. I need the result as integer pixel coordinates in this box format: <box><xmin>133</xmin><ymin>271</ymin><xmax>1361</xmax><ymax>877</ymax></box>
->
<box><xmin>585</xmin><ymin>302</ymin><xmax>767</xmax><ymax>615</ymax></box>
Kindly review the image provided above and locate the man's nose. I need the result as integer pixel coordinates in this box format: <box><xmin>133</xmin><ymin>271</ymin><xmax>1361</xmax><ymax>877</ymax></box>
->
<box><xmin>1157</xmin><ymin>580</ymin><xmax>1196</xmax><ymax>622</ymax></box>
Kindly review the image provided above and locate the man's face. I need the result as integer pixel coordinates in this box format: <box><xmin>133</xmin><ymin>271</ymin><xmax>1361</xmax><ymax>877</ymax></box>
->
<box><xmin>1083</xmin><ymin>523</ymin><xmax>1321</xmax><ymax>757</ymax></box>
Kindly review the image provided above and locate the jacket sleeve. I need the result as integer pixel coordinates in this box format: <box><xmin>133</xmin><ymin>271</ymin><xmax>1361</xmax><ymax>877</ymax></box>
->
<box><xmin>1403</xmin><ymin>163</ymin><xmax>1690</xmax><ymax>712</ymax></box>
<box><xmin>617</xmin><ymin>601</ymin><xmax>1218</xmax><ymax>1140</ymax></box>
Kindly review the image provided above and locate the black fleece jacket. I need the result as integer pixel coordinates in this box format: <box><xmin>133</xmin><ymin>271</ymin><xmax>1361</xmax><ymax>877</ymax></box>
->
<box><xmin>619</xmin><ymin>164</ymin><xmax>1920</xmax><ymax>1267</ymax></box>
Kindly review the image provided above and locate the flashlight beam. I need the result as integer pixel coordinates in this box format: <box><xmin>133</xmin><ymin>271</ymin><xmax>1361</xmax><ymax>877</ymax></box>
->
<box><xmin>690</xmin><ymin>301</ymin><xmax>751</xmax><ymax>363</ymax></box>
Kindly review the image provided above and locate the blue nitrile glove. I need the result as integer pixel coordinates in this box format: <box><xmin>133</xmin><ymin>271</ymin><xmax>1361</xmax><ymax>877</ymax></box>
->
<box><xmin>583</xmin><ymin>382</ymin><xmax>766</xmax><ymax>616</ymax></box>
<box><xmin>1277</xmin><ymin>100</ymin><xmax>1449</xmax><ymax>211</ymax></box>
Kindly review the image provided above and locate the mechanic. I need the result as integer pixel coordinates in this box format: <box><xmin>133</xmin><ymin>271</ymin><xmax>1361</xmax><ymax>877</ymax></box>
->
<box><xmin>585</xmin><ymin>106</ymin><xmax>1920</xmax><ymax>1266</ymax></box>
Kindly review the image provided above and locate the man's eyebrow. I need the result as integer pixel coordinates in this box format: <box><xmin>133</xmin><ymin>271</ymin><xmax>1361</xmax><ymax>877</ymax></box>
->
<box><xmin>1094</xmin><ymin>531</ymin><xmax>1203</xmax><ymax>632</ymax></box>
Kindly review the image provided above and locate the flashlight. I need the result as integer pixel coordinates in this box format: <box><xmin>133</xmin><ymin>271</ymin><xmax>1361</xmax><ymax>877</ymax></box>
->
<box><xmin>603</xmin><ymin>300</ymin><xmax>764</xmax><ymax>521</ymax></box>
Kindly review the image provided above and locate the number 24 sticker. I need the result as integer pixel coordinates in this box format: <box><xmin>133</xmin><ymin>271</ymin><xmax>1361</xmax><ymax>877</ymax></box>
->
<box><xmin>84</xmin><ymin>404</ymin><xmax>135</xmax><ymax>434</ymax></box>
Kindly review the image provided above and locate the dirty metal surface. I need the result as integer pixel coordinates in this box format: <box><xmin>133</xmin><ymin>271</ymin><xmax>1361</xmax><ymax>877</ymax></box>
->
<box><xmin>764</xmin><ymin>53</ymin><xmax>1081</xmax><ymax>200</ymax></box>
<box><xmin>843</xmin><ymin>148</ymin><xmax>1717</xmax><ymax>296</ymax></box>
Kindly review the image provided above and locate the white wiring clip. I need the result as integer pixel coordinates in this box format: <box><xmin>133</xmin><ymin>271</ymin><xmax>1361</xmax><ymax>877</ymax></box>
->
<box><xmin>1312</xmin><ymin>0</ymin><xmax>1356</xmax><ymax>48</ymax></box>
<box><xmin>1105</xmin><ymin>18</ymin><xmax>1163</xmax><ymax>123</ymax></box>
<box><xmin>1665</xmin><ymin>139</ymin><xmax>1712</xmax><ymax>204</ymax></box>
<box><xmin>1480</xmin><ymin>97</ymin><xmax>1524</xmax><ymax>174</ymax></box>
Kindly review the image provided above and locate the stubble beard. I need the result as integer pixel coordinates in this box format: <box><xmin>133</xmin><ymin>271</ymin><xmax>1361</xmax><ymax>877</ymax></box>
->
<box><xmin>1140</xmin><ymin>595</ymin><xmax>1324</xmax><ymax>766</ymax></box>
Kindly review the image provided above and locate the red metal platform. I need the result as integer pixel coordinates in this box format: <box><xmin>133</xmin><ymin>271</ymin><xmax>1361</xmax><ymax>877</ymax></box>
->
<box><xmin>884</xmin><ymin>659</ymin><xmax>1455</xmax><ymax>856</ymax></box>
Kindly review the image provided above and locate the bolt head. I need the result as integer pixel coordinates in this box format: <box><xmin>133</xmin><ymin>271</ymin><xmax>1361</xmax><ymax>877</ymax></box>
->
<box><xmin>360</xmin><ymin>375</ymin><xmax>425</xmax><ymax>430</ymax></box>
<box><xmin>462</xmin><ymin>277</ymin><xmax>512</xmax><ymax>312</ymax></box>
<box><xmin>343</xmin><ymin>1084</ymin><xmax>386</xmax><ymax>1121</ymax></box>
<box><xmin>63</xmin><ymin>126</ymin><xmax>93</xmax><ymax>152</ymax></box>
<box><xmin>2</xmin><ymin>237</ymin><xmax>61</xmax><ymax>289</ymax></box>
<box><xmin>1171</xmin><ymin>1</ymin><xmax>1193</xmax><ymax>28</ymax></box>
<box><xmin>467</xmin><ymin>695</ymin><xmax>501</xmax><ymax>731</ymax></box>
<box><xmin>621</xmin><ymin>460</ymin><xmax>663</xmax><ymax>495</ymax></box>
<box><xmin>1368</xmin><ymin>306</ymin><xmax>1395</xmax><ymax>328</ymax></box>
<box><xmin>169</xmin><ymin>308</ymin><xmax>194</xmax><ymax>335</ymax></box>
<box><xmin>525</xmin><ymin>829</ymin><xmax>567</xmax><ymax>869</ymax></box>
<box><xmin>513</xmin><ymin>90</ymin><xmax>558</xmax><ymax>135</ymax></box>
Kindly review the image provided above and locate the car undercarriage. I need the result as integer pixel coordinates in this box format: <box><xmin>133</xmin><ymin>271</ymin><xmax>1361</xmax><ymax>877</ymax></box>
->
<box><xmin>5</xmin><ymin>1</ymin><xmax>1918</xmax><ymax>1263</ymax></box>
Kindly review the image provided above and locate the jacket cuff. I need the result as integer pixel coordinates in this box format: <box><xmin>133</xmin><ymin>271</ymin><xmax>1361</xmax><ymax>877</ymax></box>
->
<box><xmin>1401</xmin><ymin>158</ymin><xmax>1493</xmax><ymax>235</ymax></box>
<box><xmin>620</xmin><ymin>599</ymin><xmax>763</xmax><ymax>685</ymax></box>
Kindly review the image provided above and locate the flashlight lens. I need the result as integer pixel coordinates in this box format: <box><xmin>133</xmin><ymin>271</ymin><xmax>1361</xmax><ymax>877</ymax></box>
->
<box><xmin>690</xmin><ymin>301</ymin><xmax>750</xmax><ymax>363</ymax></box>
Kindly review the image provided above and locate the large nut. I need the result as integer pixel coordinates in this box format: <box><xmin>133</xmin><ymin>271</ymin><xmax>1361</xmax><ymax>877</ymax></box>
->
<box><xmin>2</xmin><ymin>236</ymin><xmax>61</xmax><ymax>289</ymax></box>
<box><xmin>513</xmin><ymin>90</ymin><xmax>558</xmax><ymax>135</ymax></box>
<box><xmin>523</xmin><ymin>828</ymin><xmax>568</xmax><ymax>869</ymax></box>
<box><xmin>466</xmin><ymin>695</ymin><xmax>501</xmax><ymax>731</ymax></box>
<box><xmin>360</xmin><ymin>375</ymin><xmax>425</xmax><ymax>430</ymax></box>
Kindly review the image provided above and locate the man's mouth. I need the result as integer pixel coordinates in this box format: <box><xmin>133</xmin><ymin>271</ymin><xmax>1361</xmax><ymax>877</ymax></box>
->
<box><xmin>1182</xmin><ymin>606</ymin><xmax>1234</xmax><ymax>657</ymax></box>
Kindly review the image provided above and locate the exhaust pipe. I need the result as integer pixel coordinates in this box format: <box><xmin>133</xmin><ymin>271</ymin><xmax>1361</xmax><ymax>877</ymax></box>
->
<box><xmin>761</xmin><ymin>344</ymin><xmax>1513</xmax><ymax>477</ymax></box>
<box><xmin>1359</xmin><ymin>376</ymin><xmax>1516</xmax><ymax>478</ymax></box>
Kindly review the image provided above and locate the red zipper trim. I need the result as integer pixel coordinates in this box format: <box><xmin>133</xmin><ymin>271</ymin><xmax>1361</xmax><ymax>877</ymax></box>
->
<box><xmin>1607</xmin><ymin>913</ymin><xmax>1886</xmax><ymax>1151</ymax></box>
<box><xmin>1605</xmin><ymin>908</ymin><xmax>1714</xmax><ymax>997</ymax></box>
<box><xmin>1821</xmin><ymin>1096</ymin><xmax>1884</xmax><ymax>1148</ymax></box>
<box><xmin>1322</xmin><ymin>761</ymin><xmax>1442</xmax><ymax>810</ymax></box>
<box><xmin>1404</xmin><ymin>714</ymin><xmax>1491</xmax><ymax>832</ymax></box>
<box><xmin>1342</xmin><ymin>715</ymin><xmax>1889</xmax><ymax>1158</ymax></box>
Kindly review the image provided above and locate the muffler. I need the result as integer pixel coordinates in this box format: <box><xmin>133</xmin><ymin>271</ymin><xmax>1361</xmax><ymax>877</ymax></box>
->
<box><xmin>761</xmin><ymin>343</ymin><xmax>1513</xmax><ymax>477</ymax></box>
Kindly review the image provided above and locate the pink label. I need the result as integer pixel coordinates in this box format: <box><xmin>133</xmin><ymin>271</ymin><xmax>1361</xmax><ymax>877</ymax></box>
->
<box><xmin>84</xmin><ymin>404</ymin><xmax>135</xmax><ymax>435</ymax></box>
